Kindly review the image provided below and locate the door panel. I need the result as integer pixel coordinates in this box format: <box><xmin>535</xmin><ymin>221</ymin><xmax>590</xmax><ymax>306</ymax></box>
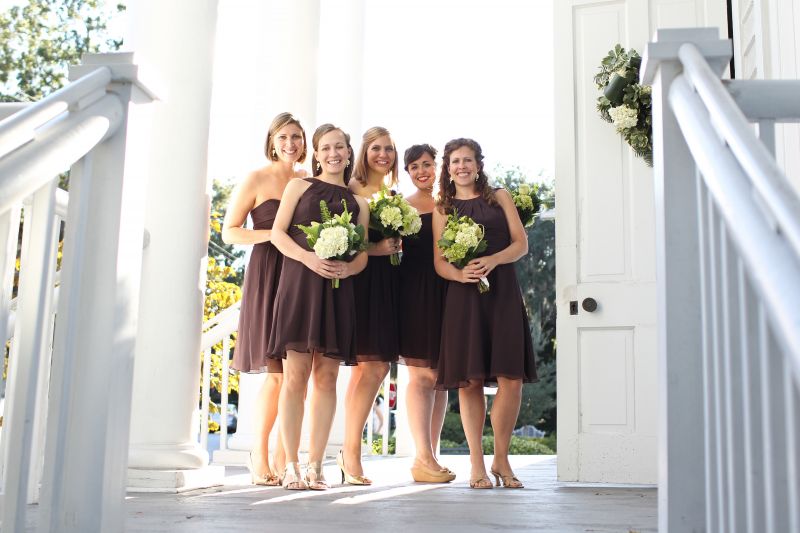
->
<box><xmin>555</xmin><ymin>0</ymin><xmax>726</xmax><ymax>483</ymax></box>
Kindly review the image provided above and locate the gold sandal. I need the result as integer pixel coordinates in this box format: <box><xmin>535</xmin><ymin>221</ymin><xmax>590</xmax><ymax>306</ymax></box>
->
<box><xmin>337</xmin><ymin>450</ymin><xmax>372</xmax><ymax>485</ymax></box>
<box><xmin>490</xmin><ymin>468</ymin><xmax>524</xmax><ymax>489</ymax></box>
<box><xmin>410</xmin><ymin>462</ymin><xmax>456</xmax><ymax>483</ymax></box>
<box><xmin>246</xmin><ymin>452</ymin><xmax>279</xmax><ymax>486</ymax></box>
<box><xmin>282</xmin><ymin>462</ymin><xmax>308</xmax><ymax>490</ymax></box>
<box><xmin>469</xmin><ymin>475</ymin><xmax>494</xmax><ymax>489</ymax></box>
<box><xmin>305</xmin><ymin>461</ymin><xmax>329</xmax><ymax>491</ymax></box>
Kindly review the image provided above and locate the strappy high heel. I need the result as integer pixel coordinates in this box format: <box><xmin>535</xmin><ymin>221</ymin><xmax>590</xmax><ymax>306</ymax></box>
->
<box><xmin>469</xmin><ymin>475</ymin><xmax>494</xmax><ymax>489</ymax></box>
<box><xmin>246</xmin><ymin>452</ymin><xmax>279</xmax><ymax>486</ymax></box>
<box><xmin>282</xmin><ymin>462</ymin><xmax>308</xmax><ymax>490</ymax></box>
<box><xmin>490</xmin><ymin>468</ymin><xmax>524</xmax><ymax>489</ymax></box>
<box><xmin>337</xmin><ymin>450</ymin><xmax>372</xmax><ymax>485</ymax></box>
<box><xmin>305</xmin><ymin>461</ymin><xmax>329</xmax><ymax>491</ymax></box>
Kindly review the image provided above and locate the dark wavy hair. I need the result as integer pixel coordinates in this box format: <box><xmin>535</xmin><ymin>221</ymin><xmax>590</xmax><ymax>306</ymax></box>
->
<box><xmin>403</xmin><ymin>143</ymin><xmax>437</xmax><ymax>171</ymax></box>
<box><xmin>437</xmin><ymin>138</ymin><xmax>496</xmax><ymax>214</ymax></box>
<box><xmin>264</xmin><ymin>112</ymin><xmax>307</xmax><ymax>163</ymax></box>
<box><xmin>352</xmin><ymin>126</ymin><xmax>399</xmax><ymax>188</ymax></box>
<box><xmin>311</xmin><ymin>124</ymin><xmax>354</xmax><ymax>184</ymax></box>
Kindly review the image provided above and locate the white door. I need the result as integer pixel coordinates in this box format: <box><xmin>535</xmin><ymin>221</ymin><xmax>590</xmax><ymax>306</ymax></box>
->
<box><xmin>553</xmin><ymin>0</ymin><xmax>727</xmax><ymax>483</ymax></box>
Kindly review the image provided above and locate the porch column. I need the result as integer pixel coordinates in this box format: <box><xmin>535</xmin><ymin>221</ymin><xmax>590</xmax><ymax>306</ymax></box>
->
<box><xmin>315</xmin><ymin>0</ymin><xmax>366</xmax><ymax>457</ymax></box>
<box><xmin>124</xmin><ymin>0</ymin><xmax>223</xmax><ymax>491</ymax></box>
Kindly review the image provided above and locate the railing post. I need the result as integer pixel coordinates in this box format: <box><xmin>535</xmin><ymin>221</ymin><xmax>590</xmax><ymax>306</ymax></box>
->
<box><xmin>36</xmin><ymin>53</ymin><xmax>155</xmax><ymax>533</ymax></box>
<box><xmin>641</xmin><ymin>28</ymin><xmax>732</xmax><ymax>532</ymax></box>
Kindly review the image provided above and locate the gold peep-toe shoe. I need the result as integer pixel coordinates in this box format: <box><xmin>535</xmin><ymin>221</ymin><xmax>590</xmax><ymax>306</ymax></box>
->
<box><xmin>490</xmin><ymin>468</ymin><xmax>524</xmax><ymax>489</ymax></box>
<box><xmin>410</xmin><ymin>463</ymin><xmax>456</xmax><ymax>483</ymax></box>
<box><xmin>305</xmin><ymin>461</ymin><xmax>329</xmax><ymax>491</ymax></box>
<box><xmin>282</xmin><ymin>462</ymin><xmax>308</xmax><ymax>490</ymax></box>
<box><xmin>337</xmin><ymin>450</ymin><xmax>372</xmax><ymax>485</ymax></box>
<box><xmin>246</xmin><ymin>452</ymin><xmax>280</xmax><ymax>486</ymax></box>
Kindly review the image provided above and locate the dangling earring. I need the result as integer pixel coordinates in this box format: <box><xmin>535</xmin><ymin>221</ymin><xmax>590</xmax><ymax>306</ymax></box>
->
<box><xmin>316</xmin><ymin>162</ymin><xmax>321</xmax><ymax>172</ymax></box>
<box><xmin>474</xmin><ymin>173</ymin><xmax>479</xmax><ymax>182</ymax></box>
<box><xmin>272</xmin><ymin>148</ymin><xmax>278</xmax><ymax>158</ymax></box>
<box><xmin>345</xmin><ymin>160</ymin><xmax>350</xmax><ymax>167</ymax></box>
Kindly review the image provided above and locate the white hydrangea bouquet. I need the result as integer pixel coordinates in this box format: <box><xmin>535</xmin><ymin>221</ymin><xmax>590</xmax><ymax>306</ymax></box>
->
<box><xmin>368</xmin><ymin>187</ymin><xmax>422</xmax><ymax>266</ymax></box>
<box><xmin>509</xmin><ymin>182</ymin><xmax>541</xmax><ymax>228</ymax></box>
<box><xmin>297</xmin><ymin>199</ymin><xmax>366</xmax><ymax>288</ymax></box>
<box><xmin>437</xmin><ymin>212</ymin><xmax>490</xmax><ymax>293</ymax></box>
<box><xmin>595</xmin><ymin>44</ymin><xmax>653</xmax><ymax>166</ymax></box>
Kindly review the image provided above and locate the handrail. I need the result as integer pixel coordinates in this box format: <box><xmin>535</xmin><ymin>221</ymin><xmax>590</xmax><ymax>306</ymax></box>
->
<box><xmin>200</xmin><ymin>300</ymin><xmax>241</xmax><ymax>351</ymax></box>
<box><xmin>0</xmin><ymin>94</ymin><xmax>122</xmax><ymax>214</ymax></box>
<box><xmin>670</xmin><ymin>76</ymin><xmax>800</xmax><ymax>372</ymax></box>
<box><xmin>0</xmin><ymin>67</ymin><xmax>111</xmax><ymax>158</ymax></box>
<box><xmin>678</xmin><ymin>43</ymin><xmax>800</xmax><ymax>256</ymax></box>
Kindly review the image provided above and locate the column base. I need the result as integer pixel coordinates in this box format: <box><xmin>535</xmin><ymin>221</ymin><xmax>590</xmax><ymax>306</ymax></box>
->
<box><xmin>126</xmin><ymin>465</ymin><xmax>224</xmax><ymax>493</ymax></box>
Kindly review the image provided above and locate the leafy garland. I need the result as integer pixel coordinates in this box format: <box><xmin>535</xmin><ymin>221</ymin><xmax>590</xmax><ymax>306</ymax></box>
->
<box><xmin>595</xmin><ymin>45</ymin><xmax>653</xmax><ymax>166</ymax></box>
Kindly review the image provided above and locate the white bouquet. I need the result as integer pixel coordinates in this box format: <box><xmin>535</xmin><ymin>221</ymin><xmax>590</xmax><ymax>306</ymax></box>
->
<box><xmin>297</xmin><ymin>200</ymin><xmax>366</xmax><ymax>288</ymax></box>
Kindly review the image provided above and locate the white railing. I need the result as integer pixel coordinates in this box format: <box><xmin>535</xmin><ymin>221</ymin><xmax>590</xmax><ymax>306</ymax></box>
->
<box><xmin>0</xmin><ymin>53</ymin><xmax>154</xmax><ymax>533</ymax></box>
<box><xmin>199</xmin><ymin>300</ymin><xmax>240</xmax><ymax>453</ymax></box>
<box><xmin>643</xmin><ymin>28</ymin><xmax>800</xmax><ymax>533</ymax></box>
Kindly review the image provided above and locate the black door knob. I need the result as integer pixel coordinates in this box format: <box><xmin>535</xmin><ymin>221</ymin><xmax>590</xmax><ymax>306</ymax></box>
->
<box><xmin>582</xmin><ymin>297</ymin><xmax>598</xmax><ymax>312</ymax></box>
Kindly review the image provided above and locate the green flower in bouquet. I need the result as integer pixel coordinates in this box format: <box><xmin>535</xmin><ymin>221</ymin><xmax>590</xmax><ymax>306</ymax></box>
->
<box><xmin>368</xmin><ymin>187</ymin><xmax>423</xmax><ymax>266</ymax></box>
<box><xmin>594</xmin><ymin>44</ymin><xmax>653</xmax><ymax>166</ymax></box>
<box><xmin>437</xmin><ymin>211</ymin><xmax>490</xmax><ymax>293</ymax></box>
<box><xmin>509</xmin><ymin>182</ymin><xmax>541</xmax><ymax>228</ymax></box>
<box><xmin>297</xmin><ymin>199</ymin><xmax>366</xmax><ymax>288</ymax></box>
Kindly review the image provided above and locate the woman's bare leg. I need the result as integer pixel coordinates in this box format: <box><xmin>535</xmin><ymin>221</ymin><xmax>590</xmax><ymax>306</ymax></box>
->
<box><xmin>343</xmin><ymin>361</ymin><xmax>390</xmax><ymax>477</ymax></box>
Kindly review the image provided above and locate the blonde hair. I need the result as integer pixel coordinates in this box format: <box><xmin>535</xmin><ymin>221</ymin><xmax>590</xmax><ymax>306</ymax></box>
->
<box><xmin>352</xmin><ymin>126</ymin><xmax>399</xmax><ymax>188</ymax></box>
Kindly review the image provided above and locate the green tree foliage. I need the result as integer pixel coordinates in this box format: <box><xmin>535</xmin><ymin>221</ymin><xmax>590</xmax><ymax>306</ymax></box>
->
<box><xmin>0</xmin><ymin>0</ymin><xmax>125</xmax><ymax>102</ymax></box>
<box><xmin>209</xmin><ymin>178</ymin><xmax>245</xmax><ymax>285</ymax></box>
<box><xmin>492</xmin><ymin>167</ymin><xmax>557</xmax><ymax>433</ymax></box>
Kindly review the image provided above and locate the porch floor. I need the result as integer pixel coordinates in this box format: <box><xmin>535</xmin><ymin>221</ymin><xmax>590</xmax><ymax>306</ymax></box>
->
<box><xmin>120</xmin><ymin>455</ymin><xmax>656</xmax><ymax>532</ymax></box>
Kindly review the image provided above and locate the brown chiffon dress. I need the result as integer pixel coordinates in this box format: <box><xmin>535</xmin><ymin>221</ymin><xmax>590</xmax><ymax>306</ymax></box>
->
<box><xmin>266</xmin><ymin>178</ymin><xmax>360</xmax><ymax>364</ymax></box>
<box><xmin>436</xmin><ymin>195</ymin><xmax>538</xmax><ymax>389</ymax></box>
<box><xmin>230</xmin><ymin>199</ymin><xmax>283</xmax><ymax>374</ymax></box>
<box><xmin>352</xmin><ymin>228</ymin><xmax>400</xmax><ymax>363</ymax></box>
<box><xmin>398</xmin><ymin>212</ymin><xmax>447</xmax><ymax>368</ymax></box>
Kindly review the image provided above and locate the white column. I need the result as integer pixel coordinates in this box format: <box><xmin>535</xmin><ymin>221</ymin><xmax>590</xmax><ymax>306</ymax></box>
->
<box><xmin>124</xmin><ymin>0</ymin><xmax>223</xmax><ymax>491</ymax></box>
<box><xmin>214</xmin><ymin>372</ymin><xmax>264</xmax><ymax>464</ymax></box>
<box><xmin>315</xmin><ymin>0</ymin><xmax>367</xmax><ymax>460</ymax></box>
<box><xmin>316</xmin><ymin>0</ymin><xmax>365</xmax><ymax>134</ymax></box>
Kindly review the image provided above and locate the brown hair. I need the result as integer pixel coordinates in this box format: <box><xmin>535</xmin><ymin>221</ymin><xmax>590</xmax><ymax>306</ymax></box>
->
<box><xmin>310</xmin><ymin>123</ymin><xmax>355</xmax><ymax>184</ymax></box>
<box><xmin>264</xmin><ymin>112</ymin><xmax>307</xmax><ymax>163</ymax></box>
<box><xmin>403</xmin><ymin>144</ymin><xmax>437</xmax><ymax>171</ymax></box>
<box><xmin>437</xmin><ymin>138</ymin><xmax>496</xmax><ymax>214</ymax></box>
<box><xmin>352</xmin><ymin>126</ymin><xmax>399</xmax><ymax>187</ymax></box>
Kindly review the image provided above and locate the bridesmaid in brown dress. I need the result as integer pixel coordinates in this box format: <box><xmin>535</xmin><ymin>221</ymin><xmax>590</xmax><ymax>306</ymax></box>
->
<box><xmin>340</xmin><ymin>126</ymin><xmax>401</xmax><ymax>485</ymax></box>
<box><xmin>224</xmin><ymin>112</ymin><xmax>308</xmax><ymax>486</ymax></box>
<box><xmin>266</xmin><ymin>124</ymin><xmax>369</xmax><ymax>491</ymax></box>
<box><xmin>397</xmin><ymin>144</ymin><xmax>454</xmax><ymax>483</ymax></box>
<box><xmin>433</xmin><ymin>138</ymin><xmax>537</xmax><ymax>490</ymax></box>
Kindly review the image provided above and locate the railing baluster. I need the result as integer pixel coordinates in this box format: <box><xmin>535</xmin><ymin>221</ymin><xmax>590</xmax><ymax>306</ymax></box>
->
<box><xmin>706</xmin><ymin>192</ymin><xmax>726</xmax><ymax>532</ymax></box>
<box><xmin>0</xmin><ymin>181</ymin><xmax>57</xmax><ymax>533</ymax></box>
<box><xmin>784</xmin><ymin>357</ymin><xmax>800</xmax><ymax>532</ymax></box>
<box><xmin>738</xmin><ymin>264</ymin><xmax>765</xmax><ymax>533</ymax></box>
<box><xmin>26</xmin><ymin>212</ymin><xmax>61</xmax><ymax>505</ymax></box>
<box><xmin>720</xmin><ymin>226</ymin><xmax>745</xmax><ymax>531</ymax></box>
<box><xmin>759</xmin><ymin>308</ymin><xmax>790</xmax><ymax>532</ymax></box>
<box><xmin>200</xmin><ymin>347</ymin><xmax>211</xmax><ymax>452</ymax></box>
<box><xmin>757</xmin><ymin>120</ymin><xmax>777</xmax><ymax>157</ymax></box>
<box><xmin>696</xmin><ymin>174</ymin><xmax>715</xmax><ymax>533</ymax></box>
<box><xmin>220</xmin><ymin>337</ymin><xmax>230</xmax><ymax>451</ymax></box>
